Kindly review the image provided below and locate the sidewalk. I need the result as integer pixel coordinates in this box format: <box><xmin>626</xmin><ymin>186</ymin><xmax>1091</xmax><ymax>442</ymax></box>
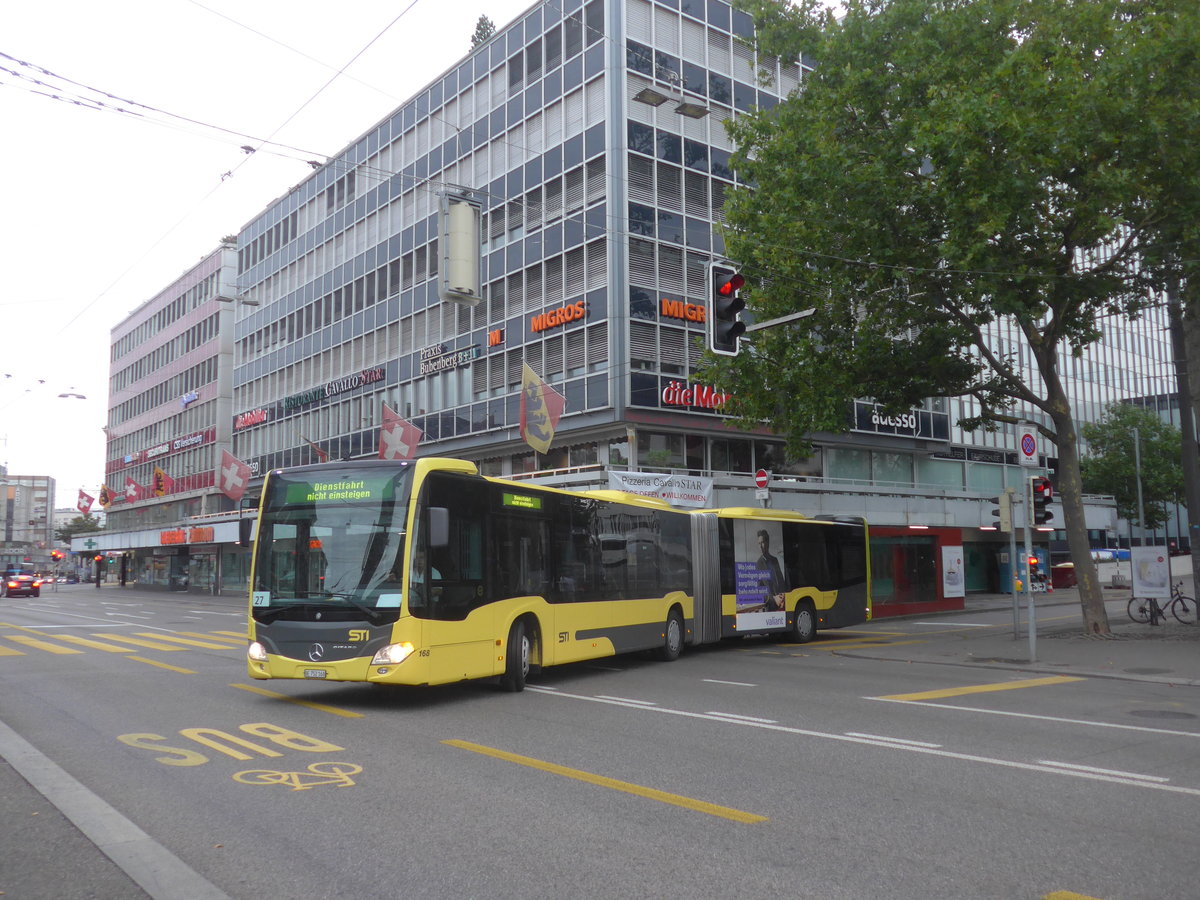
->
<box><xmin>859</xmin><ymin>581</ymin><xmax>1200</xmax><ymax>687</ymax></box>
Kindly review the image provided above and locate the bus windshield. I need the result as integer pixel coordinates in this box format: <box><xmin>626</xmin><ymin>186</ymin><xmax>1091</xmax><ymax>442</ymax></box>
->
<box><xmin>251</xmin><ymin>465</ymin><xmax>413</xmax><ymax>619</ymax></box>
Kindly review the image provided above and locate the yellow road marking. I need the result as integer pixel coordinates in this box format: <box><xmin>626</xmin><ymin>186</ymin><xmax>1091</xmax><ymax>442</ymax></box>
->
<box><xmin>809</xmin><ymin>639</ymin><xmax>930</xmax><ymax>651</ymax></box>
<box><xmin>214</xmin><ymin>630</ymin><xmax>249</xmax><ymax>639</ymax></box>
<box><xmin>133</xmin><ymin>632</ymin><xmax>231</xmax><ymax>649</ymax></box>
<box><xmin>5</xmin><ymin>635</ymin><xmax>82</xmax><ymax>655</ymax></box>
<box><xmin>176</xmin><ymin>631</ymin><xmax>246</xmax><ymax>645</ymax></box>
<box><xmin>94</xmin><ymin>634</ymin><xmax>186</xmax><ymax>651</ymax></box>
<box><xmin>231</xmin><ymin>683</ymin><xmax>365</xmax><ymax>718</ymax></box>
<box><xmin>128</xmin><ymin>656</ymin><xmax>196</xmax><ymax>673</ymax></box>
<box><xmin>881</xmin><ymin>675</ymin><xmax>1084</xmax><ymax>701</ymax></box>
<box><xmin>0</xmin><ymin>643</ymin><xmax>25</xmax><ymax>655</ymax></box>
<box><xmin>834</xmin><ymin>629</ymin><xmax>910</xmax><ymax>637</ymax></box>
<box><xmin>1044</xmin><ymin>892</ymin><xmax>1104</xmax><ymax>900</ymax></box>
<box><xmin>445</xmin><ymin>739</ymin><xmax>768</xmax><ymax>824</ymax></box>
<box><xmin>54</xmin><ymin>635</ymin><xmax>136</xmax><ymax>653</ymax></box>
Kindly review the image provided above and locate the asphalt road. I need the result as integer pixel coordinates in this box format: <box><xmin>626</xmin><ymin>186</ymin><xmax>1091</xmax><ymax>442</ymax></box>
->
<box><xmin>2</xmin><ymin>585</ymin><xmax>1197</xmax><ymax>899</ymax></box>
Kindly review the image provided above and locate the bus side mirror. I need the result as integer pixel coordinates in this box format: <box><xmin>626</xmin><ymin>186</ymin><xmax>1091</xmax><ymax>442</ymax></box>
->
<box><xmin>429</xmin><ymin>507</ymin><xmax>449</xmax><ymax>548</ymax></box>
<box><xmin>238</xmin><ymin>518</ymin><xmax>253</xmax><ymax>547</ymax></box>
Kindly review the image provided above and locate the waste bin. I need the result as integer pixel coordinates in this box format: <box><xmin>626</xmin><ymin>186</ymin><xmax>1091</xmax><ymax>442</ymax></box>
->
<box><xmin>1051</xmin><ymin>563</ymin><xmax>1077</xmax><ymax>589</ymax></box>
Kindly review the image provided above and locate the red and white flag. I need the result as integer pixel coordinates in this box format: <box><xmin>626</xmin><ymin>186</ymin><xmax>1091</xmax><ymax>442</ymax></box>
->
<box><xmin>77</xmin><ymin>490</ymin><xmax>94</xmax><ymax>515</ymax></box>
<box><xmin>124</xmin><ymin>475</ymin><xmax>146</xmax><ymax>503</ymax></box>
<box><xmin>519</xmin><ymin>363</ymin><xmax>565</xmax><ymax>454</ymax></box>
<box><xmin>218</xmin><ymin>450</ymin><xmax>252</xmax><ymax>502</ymax></box>
<box><xmin>378</xmin><ymin>403</ymin><xmax>423</xmax><ymax>460</ymax></box>
<box><xmin>302</xmin><ymin>435</ymin><xmax>329</xmax><ymax>463</ymax></box>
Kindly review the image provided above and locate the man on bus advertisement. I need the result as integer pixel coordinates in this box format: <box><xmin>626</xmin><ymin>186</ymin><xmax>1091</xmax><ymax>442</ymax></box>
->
<box><xmin>734</xmin><ymin>521</ymin><xmax>788</xmax><ymax>629</ymax></box>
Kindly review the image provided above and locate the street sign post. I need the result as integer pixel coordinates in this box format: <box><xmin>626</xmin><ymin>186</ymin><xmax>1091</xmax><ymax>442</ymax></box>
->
<box><xmin>754</xmin><ymin>469</ymin><xmax>770</xmax><ymax>505</ymax></box>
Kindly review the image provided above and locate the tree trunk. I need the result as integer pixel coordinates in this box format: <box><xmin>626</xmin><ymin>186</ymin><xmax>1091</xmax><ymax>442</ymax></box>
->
<box><xmin>1166</xmin><ymin>278</ymin><xmax>1200</xmax><ymax>594</ymax></box>
<box><xmin>1052</xmin><ymin>412</ymin><xmax>1111</xmax><ymax>634</ymax></box>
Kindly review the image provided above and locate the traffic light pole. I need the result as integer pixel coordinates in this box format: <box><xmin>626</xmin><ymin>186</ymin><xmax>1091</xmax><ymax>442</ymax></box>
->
<box><xmin>1024</xmin><ymin>476</ymin><xmax>1037</xmax><ymax>662</ymax></box>
<box><xmin>1008</xmin><ymin>499</ymin><xmax>1020</xmax><ymax>638</ymax></box>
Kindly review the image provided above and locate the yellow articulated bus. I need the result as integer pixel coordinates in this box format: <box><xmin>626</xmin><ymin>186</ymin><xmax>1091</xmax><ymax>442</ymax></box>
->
<box><xmin>245</xmin><ymin>457</ymin><xmax>870</xmax><ymax>691</ymax></box>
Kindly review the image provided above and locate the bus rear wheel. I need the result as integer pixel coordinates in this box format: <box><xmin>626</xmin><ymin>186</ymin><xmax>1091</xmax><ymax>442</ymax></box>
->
<box><xmin>657</xmin><ymin>609</ymin><xmax>684</xmax><ymax>661</ymax></box>
<box><xmin>792</xmin><ymin>604</ymin><xmax>816</xmax><ymax>643</ymax></box>
<box><xmin>499</xmin><ymin>621</ymin><xmax>530</xmax><ymax>692</ymax></box>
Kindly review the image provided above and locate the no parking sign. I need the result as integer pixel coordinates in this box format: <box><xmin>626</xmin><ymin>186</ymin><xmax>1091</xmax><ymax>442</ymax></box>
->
<box><xmin>1019</xmin><ymin>431</ymin><xmax>1038</xmax><ymax>467</ymax></box>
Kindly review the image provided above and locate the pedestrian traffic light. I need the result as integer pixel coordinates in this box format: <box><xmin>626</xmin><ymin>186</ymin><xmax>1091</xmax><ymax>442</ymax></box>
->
<box><xmin>707</xmin><ymin>262</ymin><xmax>746</xmax><ymax>356</ymax></box>
<box><xmin>1030</xmin><ymin>476</ymin><xmax>1053</xmax><ymax>525</ymax></box>
<box><xmin>987</xmin><ymin>490</ymin><xmax>1013</xmax><ymax>532</ymax></box>
<box><xmin>94</xmin><ymin>554</ymin><xmax>103</xmax><ymax>563</ymax></box>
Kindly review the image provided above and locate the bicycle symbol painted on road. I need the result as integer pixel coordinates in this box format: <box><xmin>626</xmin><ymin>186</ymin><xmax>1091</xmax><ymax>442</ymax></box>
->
<box><xmin>233</xmin><ymin>761</ymin><xmax>362</xmax><ymax>791</ymax></box>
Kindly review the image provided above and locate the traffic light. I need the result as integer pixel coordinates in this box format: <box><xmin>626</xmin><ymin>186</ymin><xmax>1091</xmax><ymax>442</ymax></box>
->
<box><xmin>707</xmin><ymin>262</ymin><xmax>746</xmax><ymax>356</ymax></box>
<box><xmin>988</xmin><ymin>490</ymin><xmax>1013</xmax><ymax>532</ymax></box>
<box><xmin>1030</xmin><ymin>476</ymin><xmax>1053</xmax><ymax>525</ymax></box>
<box><xmin>94</xmin><ymin>555</ymin><xmax>103</xmax><ymax>563</ymax></box>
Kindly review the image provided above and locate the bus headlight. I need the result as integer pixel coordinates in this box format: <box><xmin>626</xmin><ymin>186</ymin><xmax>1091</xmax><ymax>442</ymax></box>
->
<box><xmin>371</xmin><ymin>642</ymin><xmax>415</xmax><ymax>665</ymax></box>
<box><xmin>247</xmin><ymin>642</ymin><xmax>268</xmax><ymax>662</ymax></box>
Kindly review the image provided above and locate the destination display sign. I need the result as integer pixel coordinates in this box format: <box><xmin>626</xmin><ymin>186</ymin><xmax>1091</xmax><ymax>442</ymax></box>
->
<box><xmin>283</xmin><ymin>476</ymin><xmax>394</xmax><ymax>505</ymax></box>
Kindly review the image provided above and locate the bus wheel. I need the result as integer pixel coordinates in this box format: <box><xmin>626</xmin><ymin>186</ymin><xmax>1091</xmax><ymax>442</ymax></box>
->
<box><xmin>792</xmin><ymin>604</ymin><xmax>816</xmax><ymax>644</ymax></box>
<box><xmin>499</xmin><ymin>621</ymin><xmax>530</xmax><ymax>692</ymax></box>
<box><xmin>658</xmin><ymin>610</ymin><xmax>684</xmax><ymax>661</ymax></box>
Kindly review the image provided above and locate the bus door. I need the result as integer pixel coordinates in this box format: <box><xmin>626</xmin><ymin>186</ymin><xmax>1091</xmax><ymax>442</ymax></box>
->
<box><xmin>417</xmin><ymin>476</ymin><xmax>495</xmax><ymax>683</ymax></box>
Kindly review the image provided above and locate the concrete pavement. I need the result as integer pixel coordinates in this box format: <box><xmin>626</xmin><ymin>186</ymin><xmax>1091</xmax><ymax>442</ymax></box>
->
<box><xmin>855</xmin><ymin>579</ymin><xmax>1200</xmax><ymax>687</ymax></box>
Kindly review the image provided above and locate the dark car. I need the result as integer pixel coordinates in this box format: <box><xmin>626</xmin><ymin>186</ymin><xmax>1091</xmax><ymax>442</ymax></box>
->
<box><xmin>2</xmin><ymin>574</ymin><xmax>41</xmax><ymax>598</ymax></box>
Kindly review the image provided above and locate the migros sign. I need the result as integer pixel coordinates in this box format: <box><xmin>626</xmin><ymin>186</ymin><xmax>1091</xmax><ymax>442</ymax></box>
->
<box><xmin>660</xmin><ymin>297</ymin><xmax>706</xmax><ymax>323</ymax></box>
<box><xmin>531</xmin><ymin>300</ymin><xmax>586</xmax><ymax>333</ymax></box>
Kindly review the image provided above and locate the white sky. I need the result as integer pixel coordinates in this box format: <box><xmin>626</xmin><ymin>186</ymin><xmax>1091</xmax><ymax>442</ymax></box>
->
<box><xmin>0</xmin><ymin>0</ymin><xmax>534</xmax><ymax>508</ymax></box>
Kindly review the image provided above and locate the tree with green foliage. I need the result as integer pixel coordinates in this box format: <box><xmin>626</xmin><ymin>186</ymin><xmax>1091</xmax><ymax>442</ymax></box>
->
<box><xmin>1080</xmin><ymin>404</ymin><xmax>1185</xmax><ymax>539</ymax></box>
<box><xmin>55</xmin><ymin>514</ymin><xmax>103</xmax><ymax>544</ymax></box>
<box><xmin>703</xmin><ymin>0</ymin><xmax>1200</xmax><ymax>634</ymax></box>
<box><xmin>470</xmin><ymin>15</ymin><xmax>496</xmax><ymax>50</ymax></box>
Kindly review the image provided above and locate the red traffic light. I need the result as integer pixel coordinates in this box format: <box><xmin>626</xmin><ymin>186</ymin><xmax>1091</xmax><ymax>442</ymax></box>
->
<box><xmin>1028</xmin><ymin>556</ymin><xmax>1039</xmax><ymax>567</ymax></box>
<box><xmin>717</xmin><ymin>272</ymin><xmax>745</xmax><ymax>296</ymax></box>
<box><xmin>94</xmin><ymin>555</ymin><xmax>103</xmax><ymax>563</ymax></box>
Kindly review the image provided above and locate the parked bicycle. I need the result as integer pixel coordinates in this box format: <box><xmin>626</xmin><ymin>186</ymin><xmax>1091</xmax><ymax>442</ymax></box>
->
<box><xmin>1127</xmin><ymin>582</ymin><xmax>1197</xmax><ymax>625</ymax></box>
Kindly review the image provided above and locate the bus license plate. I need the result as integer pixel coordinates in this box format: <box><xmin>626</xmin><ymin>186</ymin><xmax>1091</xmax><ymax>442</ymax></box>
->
<box><xmin>303</xmin><ymin>669</ymin><xmax>327</xmax><ymax>679</ymax></box>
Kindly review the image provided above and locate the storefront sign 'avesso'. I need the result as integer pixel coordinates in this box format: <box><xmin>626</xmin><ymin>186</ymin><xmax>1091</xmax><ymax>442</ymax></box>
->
<box><xmin>283</xmin><ymin>367</ymin><xmax>385</xmax><ymax>410</ymax></box>
<box><xmin>607</xmin><ymin>471</ymin><xmax>713</xmax><ymax>508</ymax></box>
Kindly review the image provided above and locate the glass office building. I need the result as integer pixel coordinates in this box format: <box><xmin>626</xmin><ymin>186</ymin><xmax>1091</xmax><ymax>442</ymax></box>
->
<box><xmin>84</xmin><ymin>0</ymin><xmax>1178</xmax><ymax>605</ymax></box>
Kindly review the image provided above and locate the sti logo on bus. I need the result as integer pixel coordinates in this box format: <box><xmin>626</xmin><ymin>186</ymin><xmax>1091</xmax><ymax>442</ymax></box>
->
<box><xmin>348</xmin><ymin>630</ymin><xmax>368</xmax><ymax>642</ymax></box>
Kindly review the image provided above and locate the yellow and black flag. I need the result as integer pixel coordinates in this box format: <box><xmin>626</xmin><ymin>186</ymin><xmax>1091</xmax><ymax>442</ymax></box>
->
<box><xmin>152</xmin><ymin>466</ymin><xmax>174</xmax><ymax>497</ymax></box>
<box><xmin>97</xmin><ymin>484</ymin><xmax>113</xmax><ymax>508</ymax></box>
<box><xmin>519</xmin><ymin>363</ymin><xmax>565</xmax><ymax>454</ymax></box>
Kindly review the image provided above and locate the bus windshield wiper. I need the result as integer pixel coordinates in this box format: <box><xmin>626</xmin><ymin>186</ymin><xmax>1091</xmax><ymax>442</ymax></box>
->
<box><xmin>311</xmin><ymin>590</ymin><xmax>384</xmax><ymax>623</ymax></box>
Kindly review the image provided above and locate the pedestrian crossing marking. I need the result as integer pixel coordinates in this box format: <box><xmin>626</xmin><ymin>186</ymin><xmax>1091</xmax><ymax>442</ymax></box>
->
<box><xmin>86</xmin><ymin>634</ymin><xmax>189</xmax><ymax>651</ymax></box>
<box><xmin>128</xmin><ymin>656</ymin><xmax>196</xmax><ymax>674</ymax></box>
<box><xmin>0</xmin><ymin>627</ymin><xmax>247</xmax><ymax>658</ymax></box>
<box><xmin>53</xmin><ymin>635</ymin><xmax>136</xmax><ymax>653</ymax></box>
<box><xmin>132</xmin><ymin>632</ymin><xmax>231</xmax><ymax>649</ymax></box>
<box><xmin>175</xmin><ymin>631</ymin><xmax>246</xmax><ymax>645</ymax></box>
<box><xmin>879</xmin><ymin>675</ymin><xmax>1084</xmax><ymax>701</ymax></box>
<box><xmin>5</xmin><ymin>635</ymin><xmax>83</xmax><ymax>655</ymax></box>
<box><xmin>213</xmin><ymin>630</ymin><xmax>249</xmax><ymax>639</ymax></box>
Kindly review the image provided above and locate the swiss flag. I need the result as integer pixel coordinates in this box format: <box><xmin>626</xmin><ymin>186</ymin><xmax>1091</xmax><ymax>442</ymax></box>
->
<box><xmin>77</xmin><ymin>490</ymin><xmax>94</xmax><ymax>515</ymax></box>
<box><xmin>124</xmin><ymin>475</ymin><xmax>146</xmax><ymax>503</ymax></box>
<box><xmin>378</xmin><ymin>403</ymin><xmax>423</xmax><ymax>460</ymax></box>
<box><xmin>218</xmin><ymin>450</ymin><xmax>252</xmax><ymax>502</ymax></box>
